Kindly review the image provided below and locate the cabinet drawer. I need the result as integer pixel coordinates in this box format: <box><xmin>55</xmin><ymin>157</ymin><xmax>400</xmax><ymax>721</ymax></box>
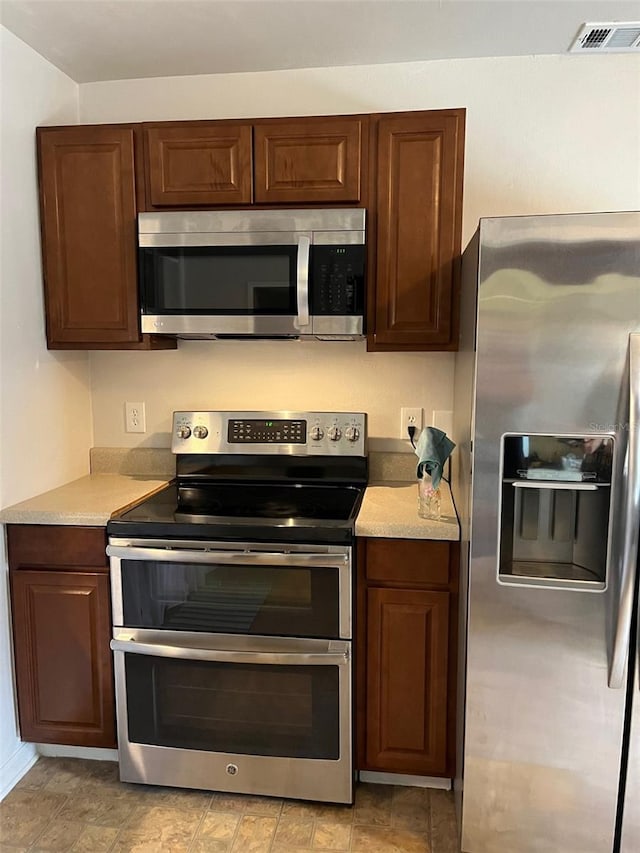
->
<box><xmin>7</xmin><ymin>525</ymin><xmax>108</xmax><ymax>570</ymax></box>
<box><xmin>365</xmin><ymin>538</ymin><xmax>450</xmax><ymax>586</ymax></box>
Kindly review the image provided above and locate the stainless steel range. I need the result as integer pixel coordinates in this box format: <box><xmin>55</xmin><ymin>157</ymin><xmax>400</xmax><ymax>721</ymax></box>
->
<box><xmin>106</xmin><ymin>410</ymin><xmax>367</xmax><ymax>804</ymax></box>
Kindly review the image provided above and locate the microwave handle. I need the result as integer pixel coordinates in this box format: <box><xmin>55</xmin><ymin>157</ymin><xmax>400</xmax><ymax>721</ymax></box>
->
<box><xmin>294</xmin><ymin>234</ymin><xmax>311</xmax><ymax>329</ymax></box>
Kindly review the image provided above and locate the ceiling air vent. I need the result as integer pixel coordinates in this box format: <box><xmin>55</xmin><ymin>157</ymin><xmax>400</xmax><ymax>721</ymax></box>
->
<box><xmin>569</xmin><ymin>22</ymin><xmax>640</xmax><ymax>53</ymax></box>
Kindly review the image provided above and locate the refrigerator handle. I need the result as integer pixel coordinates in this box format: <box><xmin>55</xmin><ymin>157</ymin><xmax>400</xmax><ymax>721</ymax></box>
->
<box><xmin>609</xmin><ymin>334</ymin><xmax>640</xmax><ymax>689</ymax></box>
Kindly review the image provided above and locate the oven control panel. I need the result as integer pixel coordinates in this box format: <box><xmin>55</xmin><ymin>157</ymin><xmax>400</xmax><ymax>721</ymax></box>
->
<box><xmin>172</xmin><ymin>411</ymin><xmax>367</xmax><ymax>456</ymax></box>
<box><xmin>228</xmin><ymin>419</ymin><xmax>307</xmax><ymax>444</ymax></box>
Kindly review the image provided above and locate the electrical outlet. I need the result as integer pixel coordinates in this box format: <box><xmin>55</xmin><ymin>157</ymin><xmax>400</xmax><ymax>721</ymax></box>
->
<box><xmin>125</xmin><ymin>402</ymin><xmax>146</xmax><ymax>433</ymax></box>
<box><xmin>400</xmin><ymin>406</ymin><xmax>423</xmax><ymax>439</ymax></box>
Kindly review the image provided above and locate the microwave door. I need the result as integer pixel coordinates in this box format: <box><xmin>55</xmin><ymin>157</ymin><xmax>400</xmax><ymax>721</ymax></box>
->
<box><xmin>139</xmin><ymin>239</ymin><xmax>302</xmax><ymax>337</ymax></box>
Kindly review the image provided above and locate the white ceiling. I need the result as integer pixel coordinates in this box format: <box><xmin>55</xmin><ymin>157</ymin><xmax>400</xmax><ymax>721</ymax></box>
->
<box><xmin>1</xmin><ymin>0</ymin><xmax>638</xmax><ymax>84</ymax></box>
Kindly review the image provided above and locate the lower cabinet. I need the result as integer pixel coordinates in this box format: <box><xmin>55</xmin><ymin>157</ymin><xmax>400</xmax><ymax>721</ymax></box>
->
<box><xmin>357</xmin><ymin>537</ymin><xmax>458</xmax><ymax>777</ymax></box>
<box><xmin>7</xmin><ymin>525</ymin><xmax>116</xmax><ymax>748</ymax></box>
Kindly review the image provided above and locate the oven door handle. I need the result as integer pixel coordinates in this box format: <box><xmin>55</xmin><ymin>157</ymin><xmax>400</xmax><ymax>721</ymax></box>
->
<box><xmin>106</xmin><ymin>545</ymin><xmax>348</xmax><ymax>568</ymax></box>
<box><xmin>110</xmin><ymin>638</ymin><xmax>350</xmax><ymax>666</ymax></box>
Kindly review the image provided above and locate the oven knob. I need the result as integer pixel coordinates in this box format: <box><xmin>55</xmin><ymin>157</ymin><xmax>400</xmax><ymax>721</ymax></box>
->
<box><xmin>310</xmin><ymin>426</ymin><xmax>324</xmax><ymax>441</ymax></box>
<box><xmin>345</xmin><ymin>426</ymin><xmax>360</xmax><ymax>442</ymax></box>
<box><xmin>176</xmin><ymin>425</ymin><xmax>191</xmax><ymax>439</ymax></box>
<box><xmin>193</xmin><ymin>425</ymin><xmax>209</xmax><ymax>439</ymax></box>
<box><xmin>327</xmin><ymin>426</ymin><xmax>342</xmax><ymax>442</ymax></box>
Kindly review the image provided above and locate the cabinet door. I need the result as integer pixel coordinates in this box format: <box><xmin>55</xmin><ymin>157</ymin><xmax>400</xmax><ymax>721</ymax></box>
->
<box><xmin>144</xmin><ymin>123</ymin><xmax>252</xmax><ymax>206</ymax></box>
<box><xmin>254</xmin><ymin>117</ymin><xmax>365</xmax><ymax>204</ymax></box>
<box><xmin>370</xmin><ymin>110</ymin><xmax>465</xmax><ymax>351</ymax></box>
<box><xmin>366</xmin><ymin>587</ymin><xmax>449</xmax><ymax>775</ymax></box>
<box><xmin>10</xmin><ymin>570</ymin><xmax>116</xmax><ymax>748</ymax></box>
<box><xmin>37</xmin><ymin>125</ymin><xmax>142</xmax><ymax>347</ymax></box>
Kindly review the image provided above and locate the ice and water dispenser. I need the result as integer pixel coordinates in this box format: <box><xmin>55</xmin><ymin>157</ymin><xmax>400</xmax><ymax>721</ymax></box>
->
<box><xmin>499</xmin><ymin>435</ymin><xmax>614</xmax><ymax>590</ymax></box>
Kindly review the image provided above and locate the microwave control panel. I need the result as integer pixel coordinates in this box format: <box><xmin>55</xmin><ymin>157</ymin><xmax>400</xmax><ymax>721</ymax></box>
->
<box><xmin>311</xmin><ymin>246</ymin><xmax>365</xmax><ymax>315</ymax></box>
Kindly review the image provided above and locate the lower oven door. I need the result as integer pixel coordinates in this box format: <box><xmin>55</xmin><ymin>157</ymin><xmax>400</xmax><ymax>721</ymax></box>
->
<box><xmin>110</xmin><ymin>629</ymin><xmax>353</xmax><ymax>804</ymax></box>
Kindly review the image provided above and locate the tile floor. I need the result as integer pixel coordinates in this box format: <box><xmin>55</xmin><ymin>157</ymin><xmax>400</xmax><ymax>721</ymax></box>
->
<box><xmin>0</xmin><ymin>758</ymin><xmax>460</xmax><ymax>852</ymax></box>
<box><xmin>0</xmin><ymin>757</ymin><xmax>458</xmax><ymax>853</ymax></box>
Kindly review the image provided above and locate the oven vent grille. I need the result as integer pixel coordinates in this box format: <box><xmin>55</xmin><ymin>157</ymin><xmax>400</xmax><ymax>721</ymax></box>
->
<box><xmin>569</xmin><ymin>22</ymin><xmax>640</xmax><ymax>52</ymax></box>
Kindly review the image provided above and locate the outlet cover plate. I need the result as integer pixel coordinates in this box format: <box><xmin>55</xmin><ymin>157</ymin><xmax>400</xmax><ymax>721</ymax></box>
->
<box><xmin>432</xmin><ymin>410</ymin><xmax>454</xmax><ymax>437</ymax></box>
<box><xmin>400</xmin><ymin>407</ymin><xmax>423</xmax><ymax>439</ymax></box>
<box><xmin>125</xmin><ymin>402</ymin><xmax>146</xmax><ymax>433</ymax></box>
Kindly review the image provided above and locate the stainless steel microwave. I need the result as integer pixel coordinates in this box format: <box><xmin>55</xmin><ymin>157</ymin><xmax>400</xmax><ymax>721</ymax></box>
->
<box><xmin>138</xmin><ymin>209</ymin><xmax>366</xmax><ymax>340</ymax></box>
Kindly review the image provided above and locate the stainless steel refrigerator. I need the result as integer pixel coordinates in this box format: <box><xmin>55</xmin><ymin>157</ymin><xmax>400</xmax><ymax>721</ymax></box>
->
<box><xmin>452</xmin><ymin>212</ymin><xmax>640</xmax><ymax>853</ymax></box>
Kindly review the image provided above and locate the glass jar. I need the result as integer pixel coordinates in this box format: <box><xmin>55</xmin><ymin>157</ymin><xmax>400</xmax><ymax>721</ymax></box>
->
<box><xmin>417</xmin><ymin>474</ymin><xmax>441</xmax><ymax>520</ymax></box>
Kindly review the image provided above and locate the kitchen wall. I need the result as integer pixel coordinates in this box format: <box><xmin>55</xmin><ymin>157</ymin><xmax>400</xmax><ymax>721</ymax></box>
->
<box><xmin>0</xmin><ymin>28</ymin><xmax>91</xmax><ymax>797</ymax></box>
<box><xmin>81</xmin><ymin>53</ymin><xmax>640</xmax><ymax>449</ymax></box>
<box><xmin>0</xmin><ymin>32</ymin><xmax>636</xmax><ymax>795</ymax></box>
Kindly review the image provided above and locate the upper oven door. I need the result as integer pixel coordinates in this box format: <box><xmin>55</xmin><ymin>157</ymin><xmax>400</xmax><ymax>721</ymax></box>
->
<box><xmin>108</xmin><ymin>539</ymin><xmax>351</xmax><ymax>640</ymax></box>
<box><xmin>138</xmin><ymin>230</ymin><xmax>311</xmax><ymax>337</ymax></box>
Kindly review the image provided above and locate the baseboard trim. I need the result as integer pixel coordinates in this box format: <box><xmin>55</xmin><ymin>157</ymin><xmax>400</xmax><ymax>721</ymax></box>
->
<box><xmin>0</xmin><ymin>741</ymin><xmax>38</xmax><ymax>801</ymax></box>
<box><xmin>36</xmin><ymin>744</ymin><xmax>118</xmax><ymax>762</ymax></box>
<box><xmin>359</xmin><ymin>771</ymin><xmax>452</xmax><ymax>790</ymax></box>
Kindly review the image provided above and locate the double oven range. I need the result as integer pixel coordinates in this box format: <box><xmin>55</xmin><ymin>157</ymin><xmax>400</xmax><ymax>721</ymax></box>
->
<box><xmin>106</xmin><ymin>410</ymin><xmax>367</xmax><ymax>804</ymax></box>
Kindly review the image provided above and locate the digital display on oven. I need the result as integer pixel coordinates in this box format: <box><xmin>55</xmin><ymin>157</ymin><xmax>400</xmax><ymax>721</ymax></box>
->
<box><xmin>228</xmin><ymin>419</ymin><xmax>307</xmax><ymax>443</ymax></box>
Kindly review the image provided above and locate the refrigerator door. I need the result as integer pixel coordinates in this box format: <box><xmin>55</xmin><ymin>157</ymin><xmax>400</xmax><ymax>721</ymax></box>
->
<box><xmin>609</xmin><ymin>334</ymin><xmax>640</xmax><ymax>688</ymax></box>
<box><xmin>461</xmin><ymin>212</ymin><xmax>640</xmax><ymax>853</ymax></box>
<box><xmin>618</xmin><ymin>334</ymin><xmax>640</xmax><ymax>851</ymax></box>
<box><xmin>621</xmin><ymin>653</ymin><xmax>640</xmax><ymax>852</ymax></box>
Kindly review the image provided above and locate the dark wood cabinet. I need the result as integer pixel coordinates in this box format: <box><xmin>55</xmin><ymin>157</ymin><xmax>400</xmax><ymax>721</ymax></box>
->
<box><xmin>143</xmin><ymin>115</ymin><xmax>367</xmax><ymax>208</ymax></box>
<box><xmin>254</xmin><ymin>117</ymin><xmax>366</xmax><ymax>204</ymax></box>
<box><xmin>368</xmin><ymin>109</ymin><xmax>465</xmax><ymax>351</ymax></box>
<box><xmin>36</xmin><ymin>109</ymin><xmax>464</xmax><ymax>352</ymax></box>
<box><xmin>366</xmin><ymin>587</ymin><xmax>449</xmax><ymax>774</ymax></box>
<box><xmin>357</xmin><ymin>537</ymin><xmax>458</xmax><ymax>777</ymax></box>
<box><xmin>144</xmin><ymin>122</ymin><xmax>253</xmax><ymax>206</ymax></box>
<box><xmin>8</xmin><ymin>525</ymin><xmax>116</xmax><ymax>748</ymax></box>
<box><xmin>36</xmin><ymin>125</ymin><xmax>175</xmax><ymax>350</ymax></box>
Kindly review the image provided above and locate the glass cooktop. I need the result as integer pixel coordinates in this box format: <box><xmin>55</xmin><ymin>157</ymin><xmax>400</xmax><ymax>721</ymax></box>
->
<box><xmin>107</xmin><ymin>482</ymin><xmax>365</xmax><ymax>545</ymax></box>
<box><xmin>176</xmin><ymin>483</ymin><xmax>361</xmax><ymax>520</ymax></box>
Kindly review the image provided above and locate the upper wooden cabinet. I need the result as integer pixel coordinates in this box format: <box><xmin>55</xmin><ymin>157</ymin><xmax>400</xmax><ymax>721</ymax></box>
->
<box><xmin>254</xmin><ymin>117</ymin><xmax>365</xmax><ymax>204</ymax></box>
<box><xmin>143</xmin><ymin>116</ymin><xmax>366</xmax><ymax>208</ymax></box>
<box><xmin>144</xmin><ymin>122</ymin><xmax>253</xmax><ymax>206</ymax></box>
<box><xmin>368</xmin><ymin>109</ymin><xmax>465</xmax><ymax>351</ymax></box>
<box><xmin>36</xmin><ymin>109</ymin><xmax>464</xmax><ymax>351</ymax></box>
<box><xmin>36</xmin><ymin>125</ymin><xmax>175</xmax><ymax>350</ymax></box>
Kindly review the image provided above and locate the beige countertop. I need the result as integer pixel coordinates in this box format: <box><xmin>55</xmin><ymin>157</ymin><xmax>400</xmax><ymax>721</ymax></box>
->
<box><xmin>0</xmin><ymin>474</ymin><xmax>170</xmax><ymax>527</ymax></box>
<box><xmin>355</xmin><ymin>480</ymin><xmax>459</xmax><ymax>540</ymax></box>
<box><xmin>0</xmin><ymin>448</ymin><xmax>459</xmax><ymax>540</ymax></box>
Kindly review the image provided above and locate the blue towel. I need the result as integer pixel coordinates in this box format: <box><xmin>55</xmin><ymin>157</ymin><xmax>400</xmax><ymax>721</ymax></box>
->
<box><xmin>414</xmin><ymin>427</ymin><xmax>455</xmax><ymax>489</ymax></box>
